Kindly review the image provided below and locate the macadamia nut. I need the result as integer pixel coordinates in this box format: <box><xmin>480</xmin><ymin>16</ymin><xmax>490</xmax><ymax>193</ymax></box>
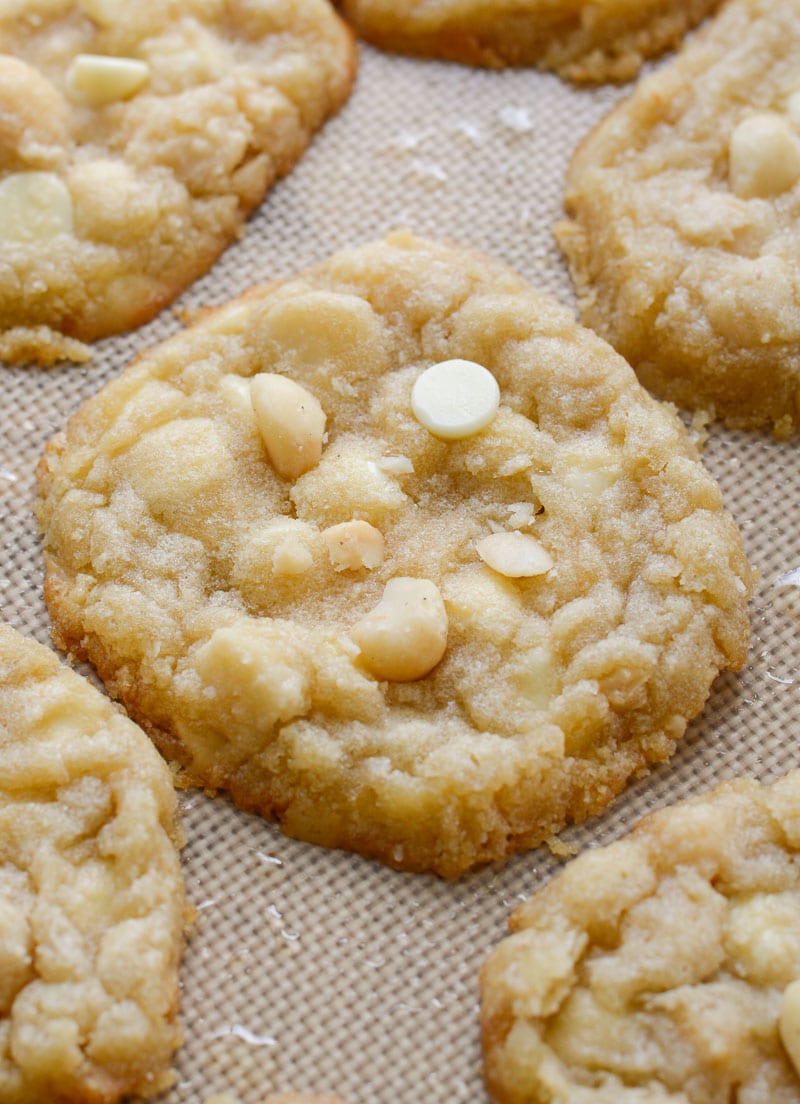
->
<box><xmin>351</xmin><ymin>577</ymin><xmax>448</xmax><ymax>681</ymax></box>
<box><xmin>251</xmin><ymin>373</ymin><xmax>327</xmax><ymax>480</ymax></box>
<box><xmin>322</xmin><ymin>520</ymin><xmax>385</xmax><ymax>571</ymax></box>
<box><xmin>476</xmin><ymin>531</ymin><xmax>553</xmax><ymax>578</ymax></box>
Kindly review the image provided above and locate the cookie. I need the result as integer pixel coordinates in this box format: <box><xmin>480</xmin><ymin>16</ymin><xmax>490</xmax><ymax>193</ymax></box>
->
<box><xmin>333</xmin><ymin>0</ymin><xmax>720</xmax><ymax>81</ymax></box>
<box><xmin>558</xmin><ymin>0</ymin><xmax>800</xmax><ymax>435</ymax></box>
<box><xmin>480</xmin><ymin>772</ymin><xmax>800</xmax><ymax>1104</ymax></box>
<box><xmin>36</xmin><ymin>231</ymin><xmax>751</xmax><ymax>878</ymax></box>
<box><xmin>0</xmin><ymin>623</ymin><xmax>185</xmax><ymax>1103</ymax></box>
<box><xmin>0</xmin><ymin>0</ymin><xmax>356</xmax><ymax>365</ymax></box>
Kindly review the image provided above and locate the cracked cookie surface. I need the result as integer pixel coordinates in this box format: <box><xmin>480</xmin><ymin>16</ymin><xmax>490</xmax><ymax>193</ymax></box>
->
<box><xmin>481</xmin><ymin>772</ymin><xmax>800</xmax><ymax>1104</ymax></box>
<box><xmin>334</xmin><ymin>0</ymin><xmax>720</xmax><ymax>81</ymax></box>
<box><xmin>558</xmin><ymin>0</ymin><xmax>800</xmax><ymax>434</ymax></box>
<box><xmin>0</xmin><ymin>0</ymin><xmax>356</xmax><ymax>365</ymax></box>
<box><xmin>37</xmin><ymin>232</ymin><xmax>751</xmax><ymax>877</ymax></box>
<box><xmin>0</xmin><ymin>623</ymin><xmax>185</xmax><ymax>1104</ymax></box>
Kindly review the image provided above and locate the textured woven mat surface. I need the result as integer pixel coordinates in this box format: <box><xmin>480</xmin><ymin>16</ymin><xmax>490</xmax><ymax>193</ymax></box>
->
<box><xmin>2</xmin><ymin>29</ymin><xmax>799</xmax><ymax>1104</ymax></box>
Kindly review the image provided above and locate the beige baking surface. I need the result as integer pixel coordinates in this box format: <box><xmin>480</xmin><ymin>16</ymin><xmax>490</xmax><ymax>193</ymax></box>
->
<box><xmin>2</xmin><ymin>31</ymin><xmax>798</xmax><ymax>1104</ymax></box>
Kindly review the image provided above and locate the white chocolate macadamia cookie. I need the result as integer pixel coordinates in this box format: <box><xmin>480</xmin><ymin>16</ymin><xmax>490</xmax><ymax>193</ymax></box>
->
<box><xmin>0</xmin><ymin>0</ymin><xmax>356</xmax><ymax>365</ymax></box>
<box><xmin>481</xmin><ymin>772</ymin><xmax>800</xmax><ymax>1104</ymax></box>
<box><xmin>333</xmin><ymin>0</ymin><xmax>721</xmax><ymax>82</ymax></box>
<box><xmin>0</xmin><ymin>623</ymin><xmax>185</xmax><ymax>1103</ymax></box>
<box><xmin>37</xmin><ymin>232</ymin><xmax>751</xmax><ymax>877</ymax></box>
<box><xmin>558</xmin><ymin>0</ymin><xmax>800</xmax><ymax>435</ymax></box>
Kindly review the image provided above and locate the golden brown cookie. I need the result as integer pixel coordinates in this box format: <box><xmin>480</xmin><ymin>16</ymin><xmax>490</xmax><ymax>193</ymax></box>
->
<box><xmin>0</xmin><ymin>0</ymin><xmax>356</xmax><ymax>365</ymax></box>
<box><xmin>558</xmin><ymin>0</ymin><xmax>800</xmax><ymax>435</ymax></box>
<box><xmin>36</xmin><ymin>232</ymin><xmax>751</xmax><ymax>877</ymax></box>
<box><xmin>480</xmin><ymin>772</ymin><xmax>800</xmax><ymax>1104</ymax></box>
<box><xmin>0</xmin><ymin>623</ymin><xmax>186</xmax><ymax>1103</ymax></box>
<box><xmin>334</xmin><ymin>0</ymin><xmax>720</xmax><ymax>81</ymax></box>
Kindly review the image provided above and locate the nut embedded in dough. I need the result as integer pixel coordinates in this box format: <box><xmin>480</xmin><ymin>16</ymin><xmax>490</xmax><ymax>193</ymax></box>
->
<box><xmin>351</xmin><ymin>577</ymin><xmax>449</xmax><ymax>681</ymax></box>
<box><xmin>251</xmin><ymin>373</ymin><xmax>327</xmax><ymax>480</ymax></box>
<box><xmin>322</xmin><ymin>519</ymin><xmax>385</xmax><ymax>571</ymax></box>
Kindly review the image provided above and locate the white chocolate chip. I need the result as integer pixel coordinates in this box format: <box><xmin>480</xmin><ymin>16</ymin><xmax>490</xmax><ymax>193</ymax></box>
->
<box><xmin>780</xmin><ymin>979</ymin><xmax>800</xmax><ymax>1075</ymax></box>
<box><xmin>0</xmin><ymin>172</ymin><xmax>73</xmax><ymax>242</ymax></box>
<box><xmin>250</xmin><ymin>373</ymin><xmax>326</xmax><ymax>481</ymax></box>
<box><xmin>411</xmin><ymin>359</ymin><xmax>500</xmax><ymax>440</ymax></box>
<box><xmin>322</xmin><ymin>520</ymin><xmax>385</xmax><ymax>571</ymax></box>
<box><xmin>476</xmin><ymin>531</ymin><xmax>553</xmax><ymax>578</ymax></box>
<box><xmin>66</xmin><ymin>54</ymin><xmax>149</xmax><ymax>107</ymax></box>
<box><xmin>351</xmin><ymin>577</ymin><xmax>448</xmax><ymax>681</ymax></box>
<box><xmin>377</xmin><ymin>455</ymin><xmax>414</xmax><ymax>476</ymax></box>
<box><xmin>729</xmin><ymin>112</ymin><xmax>800</xmax><ymax>199</ymax></box>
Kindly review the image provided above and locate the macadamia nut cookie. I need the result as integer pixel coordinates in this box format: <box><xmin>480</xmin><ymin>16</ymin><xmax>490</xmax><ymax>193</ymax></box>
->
<box><xmin>0</xmin><ymin>623</ymin><xmax>185</xmax><ymax>1103</ymax></box>
<box><xmin>36</xmin><ymin>232</ymin><xmax>752</xmax><ymax>877</ymax></box>
<box><xmin>558</xmin><ymin>0</ymin><xmax>800</xmax><ymax>435</ymax></box>
<box><xmin>480</xmin><ymin>772</ymin><xmax>800</xmax><ymax>1104</ymax></box>
<box><xmin>333</xmin><ymin>0</ymin><xmax>721</xmax><ymax>81</ymax></box>
<box><xmin>0</xmin><ymin>0</ymin><xmax>356</xmax><ymax>364</ymax></box>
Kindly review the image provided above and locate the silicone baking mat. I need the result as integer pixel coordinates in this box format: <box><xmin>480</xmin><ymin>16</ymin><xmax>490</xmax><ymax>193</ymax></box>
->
<box><xmin>2</xmin><ymin>22</ymin><xmax>799</xmax><ymax>1104</ymax></box>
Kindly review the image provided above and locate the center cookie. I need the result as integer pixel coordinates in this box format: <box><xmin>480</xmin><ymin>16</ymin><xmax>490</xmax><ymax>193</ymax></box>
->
<box><xmin>0</xmin><ymin>0</ymin><xmax>356</xmax><ymax>365</ymax></box>
<box><xmin>36</xmin><ymin>232</ymin><xmax>752</xmax><ymax>877</ymax></box>
<box><xmin>333</xmin><ymin>0</ymin><xmax>721</xmax><ymax>82</ymax></box>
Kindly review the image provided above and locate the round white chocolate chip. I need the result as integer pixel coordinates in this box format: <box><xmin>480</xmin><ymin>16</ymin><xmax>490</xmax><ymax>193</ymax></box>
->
<box><xmin>780</xmin><ymin>978</ymin><xmax>800</xmax><ymax>1075</ymax></box>
<box><xmin>66</xmin><ymin>54</ymin><xmax>149</xmax><ymax>107</ymax></box>
<box><xmin>322</xmin><ymin>520</ymin><xmax>385</xmax><ymax>571</ymax></box>
<box><xmin>0</xmin><ymin>172</ymin><xmax>73</xmax><ymax>242</ymax></box>
<box><xmin>411</xmin><ymin>358</ymin><xmax>500</xmax><ymax>440</ymax></box>
<box><xmin>250</xmin><ymin>373</ymin><xmax>326</xmax><ymax>481</ymax></box>
<box><xmin>729</xmin><ymin>112</ymin><xmax>800</xmax><ymax>199</ymax></box>
<box><xmin>476</xmin><ymin>531</ymin><xmax>553</xmax><ymax>578</ymax></box>
<box><xmin>351</xmin><ymin>577</ymin><xmax>448</xmax><ymax>682</ymax></box>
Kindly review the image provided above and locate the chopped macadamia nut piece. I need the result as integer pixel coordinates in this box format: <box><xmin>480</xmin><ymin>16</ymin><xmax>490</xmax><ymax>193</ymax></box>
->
<box><xmin>780</xmin><ymin>979</ymin><xmax>800</xmax><ymax>1075</ymax></box>
<box><xmin>0</xmin><ymin>172</ymin><xmax>73</xmax><ymax>241</ymax></box>
<box><xmin>729</xmin><ymin>112</ymin><xmax>800</xmax><ymax>198</ymax></box>
<box><xmin>251</xmin><ymin>373</ymin><xmax>326</xmax><ymax>480</ymax></box>
<box><xmin>66</xmin><ymin>54</ymin><xmax>149</xmax><ymax>106</ymax></box>
<box><xmin>476</xmin><ymin>531</ymin><xmax>553</xmax><ymax>578</ymax></box>
<box><xmin>411</xmin><ymin>358</ymin><xmax>500</xmax><ymax>440</ymax></box>
<box><xmin>351</xmin><ymin>577</ymin><xmax>448</xmax><ymax>681</ymax></box>
<box><xmin>322</xmin><ymin>520</ymin><xmax>385</xmax><ymax>571</ymax></box>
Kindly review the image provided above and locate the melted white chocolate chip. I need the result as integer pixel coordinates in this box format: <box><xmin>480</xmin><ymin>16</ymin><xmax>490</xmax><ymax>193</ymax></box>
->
<box><xmin>66</xmin><ymin>54</ymin><xmax>150</xmax><ymax>107</ymax></box>
<box><xmin>250</xmin><ymin>373</ymin><xmax>326</xmax><ymax>480</ymax></box>
<box><xmin>729</xmin><ymin>112</ymin><xmax>800</xmax><ymax>199</ymax></box>
<box><xmin>476</xmin><ymin>531</ymin><xmax>553</xmax><ymax>578</ymax></box>
<box><xmin>351</xmin><ymin>577</ymin><xmax>448</xmax><ymax>681</ymax></box>
<box><xmin>0</xmin><ymin>172</ymin><xmax>73</xmax><ymax>242</ymax></box>
<box><xmin>411</xmin><ymin>358</ymin><xmax>500</xmax><ymax>440</ymax></box>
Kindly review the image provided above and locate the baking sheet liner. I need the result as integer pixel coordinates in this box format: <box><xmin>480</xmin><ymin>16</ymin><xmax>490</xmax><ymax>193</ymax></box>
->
<box><xmin>2</xmin><ymin>33</ymin><xmax>799</xmax><ymax>1104</ymax></box>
